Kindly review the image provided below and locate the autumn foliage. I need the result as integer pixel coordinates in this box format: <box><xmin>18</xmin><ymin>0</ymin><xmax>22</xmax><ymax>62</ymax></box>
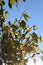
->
<box><xmin>0</xmin><ymin>0</ymin><xmax>43</xmax><ymax>65</ymax></box>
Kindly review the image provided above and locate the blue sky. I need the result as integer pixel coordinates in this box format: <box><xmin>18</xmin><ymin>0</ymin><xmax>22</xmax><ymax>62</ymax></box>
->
<box><xmin>4</xmin><ymin>0</ymin><xmax>43</xmax><ymax>51</ymax></box>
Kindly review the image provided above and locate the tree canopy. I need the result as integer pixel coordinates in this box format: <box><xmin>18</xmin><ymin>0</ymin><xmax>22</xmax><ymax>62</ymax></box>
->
<box><xmin>0</xmin><ymin>0</ymin><xmax>43</xmax><ymax>65</ymax></box>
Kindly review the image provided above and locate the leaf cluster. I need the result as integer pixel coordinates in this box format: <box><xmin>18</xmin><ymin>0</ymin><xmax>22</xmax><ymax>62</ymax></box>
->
<box><xmin>0</xmin><ymin>0</ymin><xmax>43</xmax><ymax>65</ymax></box>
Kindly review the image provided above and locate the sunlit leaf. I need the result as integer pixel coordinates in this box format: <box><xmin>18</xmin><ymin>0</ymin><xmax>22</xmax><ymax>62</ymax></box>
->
<box><xmin>3</xmin><ymin>26</ymin><xmax>9</xmax><ymax>32</ymax></box>
<box><xmin>34</xmin><ymin>44</ymin><xmax>38</xmax><ymax>48</ymax></box>
<box><xmin>25</xmin><ymin>27</ymin><xmax>31</xmax><ymax>32</ymax></box>
<box><xmin>3</xmin><ymin>11</ymin><xmax>9</xmax><ymax>20</ymax></box>
<box><xmin>37</xmin><ymin>37</ymin><xmax>41</xmax><ymax>42</ymax></box>
<box><xmin>15</xmin><ymin>32</ymin><xmax>19</xmax><ymax>36</ymax></box>
<box><xmin>26</xmin><ymin>46</ymin><xmax>34</xmax><ymax>53</ymax></box>
<box><xmin>1</xmin><ymin>0</ymin><xmax>43</xmax><ymax>64</ymax></box>
<box><xmin>23</xmin><ymin>13</ymin><xmax>30</xmax><ymax>21</ymax></box>
<box><xmin>36</xmin><ymin>48</ymin><xmax>41</xmax><ymax>53</ymax></box>
<box><xmin>15</xmin><ymin>32</ymin><xmax>19</xmax><ymax>38</ymax></box>
<box><xmin>37</xmin><ymin>36</ymin><xmax>43</xmax><ymax>42</ymax></box>
<box><xmin>10</xmin><ymin>0</ymin><xmax>16</xmax><ymax>4</ymax></box>
<box><xmin>20</xmin><ymin>44</ymin><xmax>24</xmax><ymax>50</ymax></box>
<box><xmin>39</xmin><ymin>36</ymin><xmax>43</xmax><ymax>42</ymax></box>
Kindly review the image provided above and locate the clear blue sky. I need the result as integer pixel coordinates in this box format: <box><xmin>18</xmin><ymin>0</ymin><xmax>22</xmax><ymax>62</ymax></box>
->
<box><xmin>4</xmin><ymin>0</ymin><xmax>43</xmax><ymax>50</ymax></box>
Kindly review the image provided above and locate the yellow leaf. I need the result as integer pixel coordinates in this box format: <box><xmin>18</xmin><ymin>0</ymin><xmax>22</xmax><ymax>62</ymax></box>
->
<box><xmin>4</xmin><ymin>26</ymin><xmax>9</xmax><ymax>32</ymax></box>
<box><xmin>34</xmin><ymin>44</ymin><xmax>38</xmax><ymax>48</ymax></box>
<box><xmin>29</xmin><ymin>50</ymin><xmax>34</xmax><ymax>54</ymax></box>
<box><xmin>37</xmin><ymin>37</ymin><xmax>40</xmax><ymax>42</ymax></box>
<box><xmin>20</xmin><ymin>44</ymin><xmax>24</xmax><ymax>50</ymax></box>
<box><xmin>15</xmin><ymin>32</ymin><xmax>19</xmax><ymax>36</ymax></box>
<box><xmin>36</xmin><ymin>48</ymin><xmax>41</xmax><ymax>53</ymax></box>
<box><xmin>11</xmin><ymin>31</ymin><xmax>14</xmax><ymax>36</ymax></box>
<box><xmin>10</xmin><ymin>0</ymin><xmax>20</xmax><ymax>4</ymax></box>
<box><xmin>41</xmin><ymin>56</ymin><xmax>43</xmax><ymax>61</ymax></box>
<box><xmin>26</xmin><ymin>27</ymin><xmax>31</xmax><ymax>32</ymax></box>
<box><xmin>39</xmin><ymin>36</ymin><xmax>43</xmax><ymax>42</ymax></box>
<box><xmin>10</xmin><ymin>0</ymin><xmax>16</xmax><ymax>4</ymax></box>
<box><xmin>3</xmin><ymin>11</ymin><xmax>9</xmax><ymax>20</ymax></box>
<box><xmin>12</xmin><ymin>46</ymin><xmax>15</xmax><ymax>48</ymax></box>
<box><xmin>23</xmin><ymin>13</ymin><xmax>30</xmax><ymax>21</ymax></box>
<box><xmin>11</xmin><ymin>53</ymin><xmax>14</xmax><ymax>57</ymax></box>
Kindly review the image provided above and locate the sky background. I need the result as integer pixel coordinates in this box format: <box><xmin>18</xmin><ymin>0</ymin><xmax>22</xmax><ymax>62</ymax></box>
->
<box><xmin>4</xmin><ymin>0</ymin><xmax>43</xmax><ymax>64</ymax></box>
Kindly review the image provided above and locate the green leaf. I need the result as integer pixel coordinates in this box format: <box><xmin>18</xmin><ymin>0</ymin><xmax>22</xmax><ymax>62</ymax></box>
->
<box><xmin>33</xmin><ymin>25</ymin><xmax>38</xmax><ymax>30</ymax></box>
<box><xmin>10</xmin><ymin>0</ymin><xmax>16</xmax><ymax>4</ymax></box>
<box><xmin>15</xmin><ymin>0</ymin><xmax>20</xmax><ymax>2</ymax></box>
<box><xmin>31</xmin><ymin>32</ymin><xmax>38</xmax><ymax>43</ymax></box>
<box><xmin>10</xmin><ymin>0</ymin><xmax>20</xmax><ymax>5</ymax></box>
<box><xmin>22</xmin><ymin>34</ymin><xmax>25</xmax><ymax>39</ymax></box>
<box><xmin>19</xmin><ymin>20</ymin><xmax>26</xmax><ymax>28</ymax></box>
<box><xmin>0</xmin><ymin>1</ymin><xmax>5</xmax><ymax>6</ymax></box>
<box><xmin>23</xmin><ymin>13</ymin><xmax>30</xmax><ymax>21</ymax></box>
<box><xmin>39</xmin><ymin>36</ymin><xmax>43</xmax><ymax>42</ymax></box>
<box><xmin>8</xmin><ymin>3</ymin><xmax>12</xmax><ymax>8</ymax></box>
<box><xmin>23</xmin><ymin>0</ymin><xmax>26</xmax><ymax>2</ymax></box>
<box><xmin>15</xmin><ymin>32</ymin><xmax>19</xmax><ymax>39</ymax></box>
<box><xmin>11</xmin><ymin>24</ymin><xmax>18</xmax><ymax>29</ymax></box>
<box><xmin>41</xmin><ymin>56</ymin><xmax>43</xmax><ymax>61</ymax></box>
<box><xmin>3</xmin><ymin>11</ymin><xmax>9</xmax><ymax>20</ymax></box>
<box><xmin>8</xmin><ymin>0</ymin><xmax>12</xmax><ymax>8</ymax></box>
<box><xmin>3</xmin><ymin>26</ymin><xmax>9</xmax><ymax>32</ymax></box>
<box><xmin>36</xmin><ymin>48</ymin><xmax>41</xmax><ymax>53</ymax></box>
<box><xmin>8</xmin><ymin>21</ymin><xmax>11</xmax><ymax>25</ymax></box>
<box><xmin>2</xmin><ymin>1</ymin><xmax>5</xmax><ymax>5</ymax></box>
